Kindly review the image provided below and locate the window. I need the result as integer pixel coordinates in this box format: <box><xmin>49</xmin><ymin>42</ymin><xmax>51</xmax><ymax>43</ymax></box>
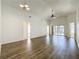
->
<box><xmin>53</xmin><ymin>25</ymin><xmax>64</xmax><ymax>35</ymax></box>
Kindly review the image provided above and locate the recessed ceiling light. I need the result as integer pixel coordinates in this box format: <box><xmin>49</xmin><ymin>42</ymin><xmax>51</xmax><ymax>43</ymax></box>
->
<box><xmin>25</xmin><ymin>4</ymin><xmax>29</xmax><ymax>8</ymax></box>
<box><xmin>19</xmin><ymin>4</ymin><xmax>24</xmax><ymax>8</ymax></box>
<box><xmin>26</xmin><ymin>7</ymin><xmax>30</xmax><ymax>11</ymax></box>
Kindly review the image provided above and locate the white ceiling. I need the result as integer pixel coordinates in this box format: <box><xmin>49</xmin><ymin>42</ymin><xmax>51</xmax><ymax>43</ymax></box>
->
<box><xmin>2</xmin><ymin>0</ymin><xmax>79</xmax><ymax>18</ymax></box>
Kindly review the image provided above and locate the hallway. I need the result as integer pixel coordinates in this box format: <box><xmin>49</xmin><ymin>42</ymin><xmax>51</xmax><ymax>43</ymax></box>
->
<box><xmin>2</xmin><ymin>36</ymin><xmax>79</xmax><ymax>59</ymax></box>
<box><xmin>1</xmin><ymin>0</ymin><xmax>79</xmax><ymax>59</ymax></box>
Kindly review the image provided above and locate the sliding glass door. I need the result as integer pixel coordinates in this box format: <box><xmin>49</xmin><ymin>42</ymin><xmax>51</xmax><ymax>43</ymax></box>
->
<box><xmin>53</xmin><ymin>25</ymin><xmax>64</xmax><ymax>36</ymax></box>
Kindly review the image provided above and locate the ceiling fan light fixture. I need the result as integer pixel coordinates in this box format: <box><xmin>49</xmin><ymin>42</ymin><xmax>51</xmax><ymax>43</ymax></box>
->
<box><xmin>26</xmin><ymin>7</ymin><xmax>30</xmax><ymax>11</ymax></box>
<box><xmin>19</xmin><ymin>3</ymin><xmax>30</xmax><ymax>11</ymax></box>
<box><xmin>25</xmin><ymin>4</ymin><xmax>29</xmax><ymax>8</ymax></box>
<box><xmin>19</xmin><ymin>4</ymin><xmax>24</xmax><ymax>8</ymax></box>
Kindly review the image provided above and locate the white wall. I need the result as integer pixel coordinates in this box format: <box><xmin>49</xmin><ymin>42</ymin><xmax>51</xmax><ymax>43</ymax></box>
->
<box><xmin>0</xmin><ymin>0</ymin><xmax>1</xmax><ymax>55</ymax></box>
<box><xmin>66</xmin><ymin>13</ymin><xmax>76</xmax><ymax>23</ymax></box>
<box><xmin>2</xmin><ymin>3</ymin><xmax>25</xmax><ymax>44</ymax></box>
<box><xmin>29</xmin><ymin>16</ymin><xmax>47</xmax><ymax>38</ymax></box>
<box><xmin>76</xmin><ymin>9</ymin><xmax>79</xmax><ymax>47</ymax></box>
<box><xmin>1</xmin><ymin>1</ymin><xmax>47</xmax><ymax>44</ymax></box>
<box><xmin>65</xmin><ymin>12</ymin><xmax>76</xmax><ymax>37</ymax></box>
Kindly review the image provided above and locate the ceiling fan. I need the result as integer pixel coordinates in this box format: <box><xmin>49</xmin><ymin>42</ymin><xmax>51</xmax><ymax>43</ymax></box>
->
<box><xmin>51</xmin><ymin>10</ymin><xmax>55</xmax><ymax>17</ymax></box>
<box><xmin>50</xmin><ymin>10</ymin><xmax>56</xmax><ymax>18</ymax></box>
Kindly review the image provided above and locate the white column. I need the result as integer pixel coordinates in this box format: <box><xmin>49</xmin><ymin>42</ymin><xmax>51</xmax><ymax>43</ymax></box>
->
<box><xmin>49</xmin><ymin>25</ymin><xmax>52</xmax><ymax>35</ymax></box>
<box><xmin>64</xmin><ymin>23</ymin><xmax>70</xmax><ymax>37</ymax></box>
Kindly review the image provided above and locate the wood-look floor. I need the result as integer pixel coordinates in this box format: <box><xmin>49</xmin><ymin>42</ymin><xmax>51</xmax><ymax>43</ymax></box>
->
<box><xmin>1</xmin><ymin>36</ymin><xmax>79</xmax><ymax>59</ymax></box>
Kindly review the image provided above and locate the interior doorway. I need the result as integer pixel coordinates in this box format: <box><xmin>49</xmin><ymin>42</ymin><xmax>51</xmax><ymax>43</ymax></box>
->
<box><xmin>53</xmin><ymin>25</ymin><xmax>64</xmax><ymax>36</ymax></box>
